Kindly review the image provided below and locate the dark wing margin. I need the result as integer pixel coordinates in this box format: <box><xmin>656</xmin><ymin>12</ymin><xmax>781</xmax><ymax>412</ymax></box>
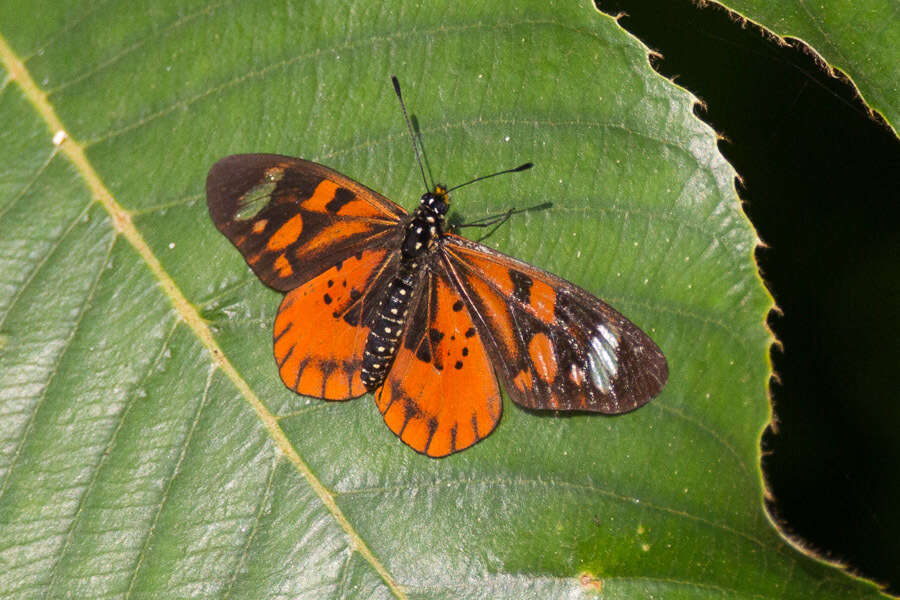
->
<box><xmin>206</xmin><ymin>154</ymin><xmax>406</xmax><ymax>291</ymax></box>
<box><xmin>441</xmin><ymin>234</ymin><xmax>667</xmax><ymax>414</ymax></box>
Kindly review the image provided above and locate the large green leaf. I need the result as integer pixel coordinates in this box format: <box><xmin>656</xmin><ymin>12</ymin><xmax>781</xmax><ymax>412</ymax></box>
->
<box><xmin>0</xmin><ymin>1</ymin><xmax>887</xmax><ymax>598</ymax></box>
<box><xmin>712</xmin><ymin>0</ymin><xmax>899</xmax><ymax>132</ymax></box>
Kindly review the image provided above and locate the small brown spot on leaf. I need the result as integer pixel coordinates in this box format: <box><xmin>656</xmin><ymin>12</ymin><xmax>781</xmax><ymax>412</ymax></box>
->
<box><xmin>579</xmin><ymin>573</ymin><xmax>603</xmax><ymax>593</ymax></box>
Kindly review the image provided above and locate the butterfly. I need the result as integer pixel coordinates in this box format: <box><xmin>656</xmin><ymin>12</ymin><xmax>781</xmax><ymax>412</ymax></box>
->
<box><xmin>206</xmin><ymin>77</ymin><xmax>667</xmax><ymax>457</ymax></box>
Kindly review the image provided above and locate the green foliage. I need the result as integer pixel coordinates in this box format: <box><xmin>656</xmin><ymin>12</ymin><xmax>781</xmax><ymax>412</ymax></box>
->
<box><xmin>0</xmin><ymin>1</ymin><xmax>888</xmax><ymax>597</ymax></box>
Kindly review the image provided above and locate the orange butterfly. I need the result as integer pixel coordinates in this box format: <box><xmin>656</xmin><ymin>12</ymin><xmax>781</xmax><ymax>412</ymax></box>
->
<box><xmin>206</xmin><ymin>77</ymin><xmax>667</xmax><ymax>457</ymax></box>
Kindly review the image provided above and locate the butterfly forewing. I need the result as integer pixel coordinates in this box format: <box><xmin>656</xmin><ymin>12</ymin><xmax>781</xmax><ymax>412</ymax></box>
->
<box><xmin>207</xmin><ymin>154</ymin><xmax>406</xmax><ymax>291</ymax></box>
<box><xmin>442</xmin><ymin>234</ymin><xmax>668</xmax><ymax>414</ymax></box>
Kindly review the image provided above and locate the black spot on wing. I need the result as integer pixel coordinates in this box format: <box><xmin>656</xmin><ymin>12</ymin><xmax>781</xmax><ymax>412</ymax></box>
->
<box><xmin>416</xmin><ymin>340</ymin><xmax>432</xmax><ymax>364</ymax></box>
<box><xmin>325</xmin><ymin>187</ymin><xmax>356</xmax><ymax>212</ymax></box>
<box><xmin>510</xmin><ymin>270</ymin><xmax>533</xmax><ymax>303</ymax></box>
<box><xmin>343</xmin><ymin>303</ymin><xmax>362</xmax><ymax>327</ymax></box>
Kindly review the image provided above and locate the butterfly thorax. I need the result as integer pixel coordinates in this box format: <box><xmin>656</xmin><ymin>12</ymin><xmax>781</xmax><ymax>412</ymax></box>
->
<box><xmin>400</xmin><ymin>186</ymin><xmax>449</xmax><ymax>260</ymax></box>
<box><xmin>360</xmin><ymin>187</ymin><xmax>449</xmax><ymax>390</ymax></box>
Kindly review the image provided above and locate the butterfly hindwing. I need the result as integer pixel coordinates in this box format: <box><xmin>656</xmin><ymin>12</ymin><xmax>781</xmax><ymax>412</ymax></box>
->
<box><xmin>375</xmin><ymin>266</ymin><xmax>501</xmax><ymax>457</ymax></box>
<box><xmin>443</xmin><ymin>235</ymin><xmax>668</xmax><ymax>414</ymax></box>
<box><xmin>274</xmin><ymin>248</ymin><xmax>399</xmax><ymax>400</ymax></box>
<box><xmin>207</xmin><ymin>154</ymin><xmax>406</xmax><ymax>291</ymax></box>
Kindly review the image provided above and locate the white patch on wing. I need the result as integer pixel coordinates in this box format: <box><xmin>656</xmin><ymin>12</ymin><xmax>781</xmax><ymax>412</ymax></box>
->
<box><xmin>587</xmin><ymin>324</ymin><xmax>620</xmax><ymax>393</ymax></box>
<box><xmin>598</xmin><ymin>324</ymin><xmax>618</xmax><ymax>348</ymax></box>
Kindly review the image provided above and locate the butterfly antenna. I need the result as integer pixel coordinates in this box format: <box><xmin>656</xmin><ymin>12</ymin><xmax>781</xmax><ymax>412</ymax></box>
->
<box><xmin>447</xmin><ymin>162</ymin><xmax>534</xmax><ymax>193</ymax></box>
<box><xmin>411</xmin><ymin>114</ymin><xmax>436</xmax><ymax>190</ymax></box>
<box><xmin>392</xmin><ymin>75</ymin><xmax>431</xmax><ymax>192</ymax></box>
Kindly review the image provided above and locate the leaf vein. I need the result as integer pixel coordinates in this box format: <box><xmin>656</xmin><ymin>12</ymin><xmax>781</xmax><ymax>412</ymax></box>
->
<box><xmin>0</xmin><ymin>144</ymin><xmax>59</xmax><ymax>222</ymax></box>
<box><xmin>334</xmin><ymin>550</ymin><xmax>355</xmax><ymax>600</ymax></box>
<box><xmin>21</xmin><ymin>0</ymin><xmax>115</xmax><ymax>64</ymax></box>
<box><xmin>221</xmin><ymin>452</ymin><xmax>281</xmax><ymax>600</ymax></box>
<box><xmin>335</xmin><ymin>475</ymin><xmax>768</xmax><ymax>550</ymax></box>
<box><xmin>43</xmin><ymin>319</ymin><xmax>181</xmax><ymax>597</ymax></box>
<box><xmin>83</xmin><ymin>19</ymin><xmax>600</xmax><ymax>147</ymax></box>
<box><xmin>0</xmin><ymin>172</ymin><xmax>90</xmax><ymax>332</ymax></box>
<box><xmin>0</xmin><ymin>232</ymin><xmax>115</xmax><ymax>506</ymax></box>
<box><xmin>123</xmin><ymin>363</ymin><xmax>215</xmax><ymax>598</ymax></box>
<box><xmin>44</xmin><ymin>0</ymin><xmax>233</xmax><ymax>96</ymax></box>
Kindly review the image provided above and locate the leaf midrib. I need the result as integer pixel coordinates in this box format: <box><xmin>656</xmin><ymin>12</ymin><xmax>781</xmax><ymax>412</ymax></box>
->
<box><xmin>0</xmin><ymin>32</ymin><xmax>406</xmax><ymax>600</ymax></box>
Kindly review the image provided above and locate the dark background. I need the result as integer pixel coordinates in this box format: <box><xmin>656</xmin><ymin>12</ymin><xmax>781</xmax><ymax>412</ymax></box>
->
<box><xmin>594</xmin><ymin>0</ymin><xmax>900</xmax><ymax>594</ymax></box>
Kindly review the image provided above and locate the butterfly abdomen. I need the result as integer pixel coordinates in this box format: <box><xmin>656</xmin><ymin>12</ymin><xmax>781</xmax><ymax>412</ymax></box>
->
<box><xmin>361</xmin><ymin>202</ymin><xmax>445</xmax><ymax>390</ymax></box>
<box><xmin>360</xmin><ymin>263</ymin><xmax>420</xmax><ymax>390</ymax></box>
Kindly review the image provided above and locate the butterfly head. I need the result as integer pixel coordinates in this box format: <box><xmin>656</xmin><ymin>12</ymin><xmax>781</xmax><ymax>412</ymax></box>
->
<box><xmin>421</xmin><ymin>185</ymin><xmax>450</xmax><ymax>217</ymax></box>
